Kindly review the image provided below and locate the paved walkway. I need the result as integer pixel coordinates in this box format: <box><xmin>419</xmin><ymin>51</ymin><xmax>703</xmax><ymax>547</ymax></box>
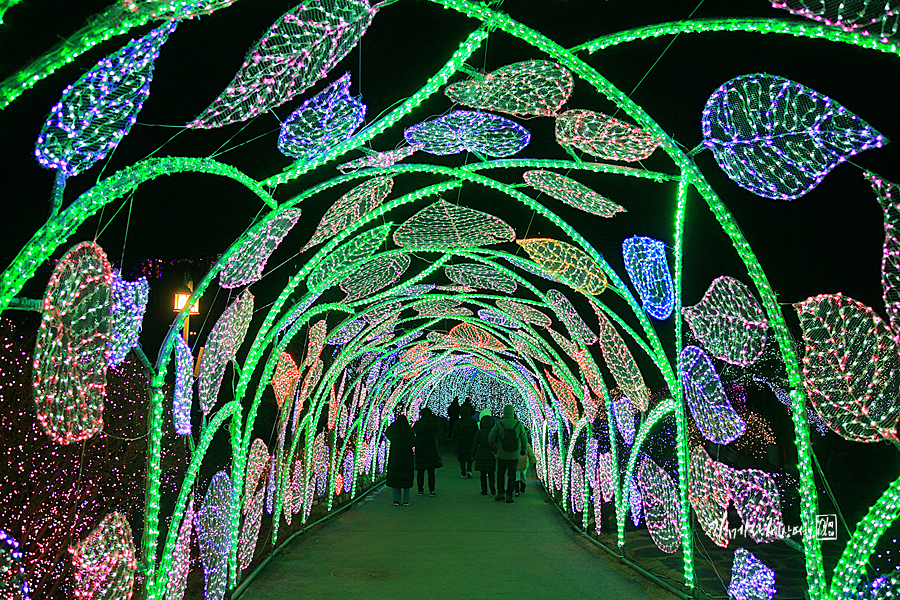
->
<box><xmin>239</xmin><ymin>451</ymin><xmax>676</xmax><ymax>600</ymax></box>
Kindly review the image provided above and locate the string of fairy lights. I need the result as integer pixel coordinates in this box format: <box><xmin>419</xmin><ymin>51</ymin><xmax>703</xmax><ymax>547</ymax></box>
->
<box><xmin>1</xmin><ymin>0</ymin><xmax>898</xmax><ymax>598</ymax></box>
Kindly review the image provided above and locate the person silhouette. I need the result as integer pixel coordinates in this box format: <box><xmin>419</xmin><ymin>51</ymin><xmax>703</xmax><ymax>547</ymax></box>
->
<box><xmin>385</xmin><ymin>411</ymin><xmax>416</xmax><ymax>506</ymax></box>
<box><xmin>413</xmin><ymin>407</ymin><xmax>442</xmax><ymax>496</ymax></box>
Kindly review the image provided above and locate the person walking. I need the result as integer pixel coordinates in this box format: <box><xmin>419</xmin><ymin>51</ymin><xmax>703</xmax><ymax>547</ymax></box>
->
<box><xmin>515</xmin><ymin>438</ymin><xmax>536</xmax><ymax>496</ymax></box>
<box><xmin>472</xmin><ymin>414</ymin><xmax>497</xmax><ymax>495</ymax></box>
<box><xmin>447</xmin><ymin>397</ymin><xmax>460</xmax><ymax>439</ymax></box>
<box><xmin>455</xmin><ymin>404</ymin><xmax>477</xmax><ymax>478</ymax></box>
<box><xmin>385</xmin><ymin>411</ymin><xmax>416</xmax><ymax>506</ymax></box>
<box><xmin>489</xmin><ymin>404</ymin><xmax>527</xmax><ymax>503</ymax></box>
<box><xmin>413</xmin><ymin>406</ymin><xmax>442</xmax><ymax>496</ymax></box>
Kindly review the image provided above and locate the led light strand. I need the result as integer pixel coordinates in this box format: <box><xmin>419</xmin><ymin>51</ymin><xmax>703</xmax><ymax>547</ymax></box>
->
<box><xmin>445</xmin><ymin>59</ymin><xmax>573</xmax><ymax>117</ymax></box>
<box><xmin>523</xmin><ymin>169</ymin><xmax>626</xmax><ymax>218</ymax></box>
<box><xmin>404</xmin><ymin>110</ymin><xmax>530</xmax><ymax>158</ymax></box>
<box><xmin>107</xmin><ymin>272</ymin><xmax>149</xmax><ymax>367</ymax></box>
<box><xmin>682</xmin><ymin>276</ymin><xmax>768</xmax><ymax>366</ymax></box>
<box><xmin>622</xmin><ymin>236</ymin><xmax>674</xmax><ymax>320</ymax></box>
<box><xmin>555</xmin><ymin>109</ymin><xmax>661</xmax><ymax>162</ymax></box>
<box><xmin>278</xmin><ymin>73</ymin><xmax>366</xmax><ymax>162</ymax></box>
<box><xmin>188</xmin><ymin>0</ymin><xmax>375</xmax><ymax>128</ymax></box>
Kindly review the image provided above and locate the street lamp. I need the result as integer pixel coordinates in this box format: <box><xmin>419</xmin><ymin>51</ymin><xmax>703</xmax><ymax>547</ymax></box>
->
<box><xmin>173</xmin><ymin>274</ymin><xmax>199</xmax><ymax>342</ymax></box>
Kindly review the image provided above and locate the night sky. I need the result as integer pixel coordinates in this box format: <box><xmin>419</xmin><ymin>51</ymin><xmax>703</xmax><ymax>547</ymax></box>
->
<box><xmin>1</xmin><ymin>0</ymin><xmax>900</xmax><ymax>592</ymax></box>
<box><xmin>1</xmin><ymin>0</ymin><xmax>897</xmax><ymax>313</ymax></box>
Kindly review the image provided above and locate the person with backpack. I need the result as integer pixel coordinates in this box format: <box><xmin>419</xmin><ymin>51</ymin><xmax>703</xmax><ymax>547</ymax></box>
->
<box><xmin>471</xmin><ymin>414</ymin><xmax>497</xmax><ymax>495</ymax></box>
<box><xmin>488</xmin><ymin>404</ymin><xmax>527</xmax><ymax>503</ymax></box>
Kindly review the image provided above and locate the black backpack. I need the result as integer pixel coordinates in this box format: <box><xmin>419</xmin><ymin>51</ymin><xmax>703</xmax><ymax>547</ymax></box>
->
<box><xmin>498</xmin><ymin>421</ymin><xmax>518</xmax><ymax>452</ymax></box>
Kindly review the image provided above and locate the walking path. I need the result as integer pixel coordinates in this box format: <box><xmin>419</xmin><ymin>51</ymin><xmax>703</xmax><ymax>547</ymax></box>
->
<box><xmin>238</xmin><ymin>451</ymin><xmax>676</xmax><ymax>600</ymax></box>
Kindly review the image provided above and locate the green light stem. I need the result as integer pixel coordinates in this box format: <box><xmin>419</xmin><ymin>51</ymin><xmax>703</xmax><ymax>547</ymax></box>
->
<box><xmin>570</xmin><ymin>17</ymin><xmax>900</xmax><ymax>56</ymax></box>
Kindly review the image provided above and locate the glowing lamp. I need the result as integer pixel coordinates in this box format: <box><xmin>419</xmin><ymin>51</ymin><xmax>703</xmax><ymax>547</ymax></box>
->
<box><xmin>173</xmin><ymin>289</ymin><xmax>199</xmax><ymax>314</ymax></box>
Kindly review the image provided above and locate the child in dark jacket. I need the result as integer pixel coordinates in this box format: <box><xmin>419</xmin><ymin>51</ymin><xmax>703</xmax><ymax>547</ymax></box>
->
<box><xmin>471</xmin><ymin>415</ymin><xmax>497</xmax><ymax>495</ymax></box>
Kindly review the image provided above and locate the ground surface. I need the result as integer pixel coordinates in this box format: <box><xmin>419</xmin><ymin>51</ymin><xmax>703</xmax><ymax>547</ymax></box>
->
<box><xmin>238</xmin><ymin>451</ymin><xmax>676</xmax><ymax>600</ymax></box>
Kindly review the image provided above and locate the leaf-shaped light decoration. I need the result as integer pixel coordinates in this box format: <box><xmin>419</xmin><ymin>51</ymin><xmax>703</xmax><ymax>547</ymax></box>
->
<box><xmin>555</xmin><ymin>109</ymin><xmax>661</xmax><ymax>162</ymax></box>
<box><xmin>394</xmin><ymin>199</ymin><xmax>515</xmax><ymax>249</ymax></box>
<box><xmin>636</xmin><ymin>456</ymin><xmax>682</xmax><ymax>554</ymax></box>
<box><xmin>727</xmin><ymin>468</ymin><xmax>784</xmax><ymax>544</ymax></box>
<box><xmin>629</xmin><ymin>475</ymin><xmax>643</xmax><ymax>526</ymax></box>
<box><xmin>683</xmin><ymin>276</ymin><xmax>769</xmax><ymax>366</ymax></box>
<box><xmin>867</xmin><ymin>172</ymin><xmax>900</xmax><ymax>332</ymax></box>
<box><xmin>445</xmin><ymin>262</ymin><xmax>516</xmax><ymax>293</ymax></box>
<box><xmin>689</xmin><ymin>445</ymin><xmax>733</xmax><ymax>548</ymax></box>
<box><xmin>195</xmin><ymin>471</ymin><xmax>232</xmax><ymax>600</ymax></box>
<box><xmin>728</xmin><ymin>548</ymin><xmax>776</xmax><ymax>600</ymax></box>
<box><xmin>496</xmin><ymin>298</ymin><xmax>552</xmax><ymax>328</ymax></box>
<box><xmin>271</xmin><ymin>352</ymin><xmax>300</xmax><ymax>409</ymax></box>
<box><xmin>680</xmin><ymin>345</ymin><xmax>747</xmax><ymax>443</ymax></box>
<box><xmin>238</xmin><ymin>488</ymin><xmax>264</xmax><ymax>570</ymax></box>
<box><xmin>702</xmin><ymin>73</ymin><xmax>886</xmax><ymax>200</ymax></box>
<box><xmin>33</xmin><ymin>241</ymin><xmax>112</xmax><ymax>444</ymax></box>
<box><xmin>337</xmin><ymin>144</ymin><xmax>421</xmax><ymax>173</ymax></box>
<box><xmin>622</xmin><ymin>236</ymin><xmax>675</xmax><ymax>320</ymax></box>
<box><xmin>245</xmin><ymin>439</ymin><xmax>269</xmax><ymax>500</ymax></box>
<box><xmin>220</xmin><ymin>208</ymin><xmax>301</xmax><ymax>289</ymax></box>
<box><xmin>173</xmin><ymin>335</ymin><xmax>194</xmax><ymax>435</ymax></box>
<box><xmin>589</xmin><ymin>299</ymin><xmax>651</xmax><ymax>411</ymax></box>
<box><xmin>305</xmin><ymin>319</ymin><xmax>327</xmax><ymax>367</ymax></box>
<box><xmin>570</xmin><ymin>461</ymin><xmax>585</xmax><ymax>513</ymax></box>
<box><xmin>325</xmin><ymin>319</ymin><xmax>368</xmax><ymax>345</ymax></box>
<box><xmin>339</xmin><ymin>252</ymin><xmax>410</xmax><ymax>302</ymax></box>
<box><xmin>166</xmin><ymin>496</ymin><xmax>194</xmax><ymax>600</ymax></box>
<box><xmin>188</xmin><ymin>0</ymin><xmax>376</xmax><ymax>128</ymax></box>
<box><xmin>277</xmin><ymin>73</ymin><xmax>366</xmax><ymax>161</ymax></box>
<box><xmin>771</xmin><ymin>0</ymin><xmax>899</xmax><ymax>42</ymax></box>
<box><xmin>308</xmin><ymin>224</ymin><xmax>391</xmax><ymax>289</ymax></box>
<box><xmin>794</xmin><ymin>293</ymin><xmax>900</xmax><ymax>443</ymax></box>
<box><xmin>107</xmin><ymin>272</ymin><xmax>149</xmax><ymax>366</ymax></box>
<box><xmin>444</xmin><ymin>60</ymin><xmax>573</xmax><ymax>118</ymax></box>
<box><xmin>546</xmin><ymin>289</ymin><xmax>598</xmax><ymax>345</ymax></box>
<box><xmin>197</xmin><ymin>290</ymin><xmax>254</xmax><ymax>414</ymax></box>
<box><xmin>35</xmin><ymin>20</ymin><xmax>177</xmax><ymax>178</ymax></box>
<box><xmin>613</xmin><ymin>395</ymin><xmax>635</xmax><ymax>445</ymax></box>
<box><xmin>545</xmin><ymin>369</ymin><xmax>580</xmax><ymax>424</ymax></box>
<box><xmin>546</xmin><ymin>327</ymin><xmax>578</xmax><ymax>361</ymax></box>
<box><xmin>403</xmin><ymin>110</ymin><xmax>531</xmax><ymax>157</ymax></box>
<box><xmin>517</xmin><ymin>238</ymin><xmax>608</xmax><ymax>295</ymax></box>
<box><xmin>70</xmin><ymin>512</ymin><xmax>137</xmax><ymax>600</ymax></box>
<box><xmin>523</xmin><ymin>170</ymin><xmax>626</xmax><ymax>218</ymax></box>
<box><xmin>298</xmin><ymin>358</ymin><xmax>324</xmax><ymax>414</ymax></box>
<box><xmin>596</xmin><ymin>452</ymin><xmax>615</xmax><ymax>503</ymax></box>
<box><xmin>302</xmin><ymin>177</ymin><xmax>393</xmax><ymax>252</ymax></box>
<box><xmin>477</xmin><ymin>308</ymin><xmax>521</xmax><ymax>329</ymax></box>
<box><xmin>449</xmin><ymin>322</ymin><xmax>506</xmax><ymax>351</ymax></box>
<box><xmin>573</xmin><ymin>348</ymin><xmax>606</xmax><ymax>417</ymax></box>
<box><xmin>508</xmin><ymin>330</ymin><xmax>553</xmax><ymax>364</ymax></box>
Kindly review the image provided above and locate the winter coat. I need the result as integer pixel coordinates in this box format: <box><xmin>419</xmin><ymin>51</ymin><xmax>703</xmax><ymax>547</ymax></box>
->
<box><xmin>517</xmin><ymin>443</ymin><xmax>535</xmax><ymax>471</ymax></box>
<box><xmin>455</xmin><ymin>407</ymin><xmax>478</xmax><ymax>458</ymax></box>
<box><xmin>489</xmin><ymin>405</ymin><xmax>527</xmax><ymax>461</ymax></box>
<box><xmin>413</xmin><ymin>413</ymin><xmax>443</xmax><ymax>470</ymax></box>
<box><xmin>385</xmin><ymin>417</ymin><xmax>416</xmax><ymax>489</ymax></box>
<box><xmin>471</xmin><ymin>416</ymin><xmax>496</xmax><ymax>472</ymax></box>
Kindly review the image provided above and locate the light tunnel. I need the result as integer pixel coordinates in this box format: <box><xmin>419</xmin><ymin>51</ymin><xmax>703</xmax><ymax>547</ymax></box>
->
<box><xmin>1</xmin><ymin>1</ymin><xmax>899</xmax><ymax>599</ymax></box>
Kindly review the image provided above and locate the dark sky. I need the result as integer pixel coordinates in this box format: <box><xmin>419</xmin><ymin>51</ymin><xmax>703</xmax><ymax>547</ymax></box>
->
<box><xmin>0</xmin><ymin>0</ymin><xmax>898</xmax><ymax>325</ymax></box>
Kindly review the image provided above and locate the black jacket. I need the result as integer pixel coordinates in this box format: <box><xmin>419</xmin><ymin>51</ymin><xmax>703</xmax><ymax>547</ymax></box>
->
<box><xmin>385</xmin><ymin>417</ymin><xmax>416</xmax><ymax>488</ymax></box>
<box><xmin>413</xmin><ymin>413</ymin><xmax>443</xmax><ymax>470</ymax></box>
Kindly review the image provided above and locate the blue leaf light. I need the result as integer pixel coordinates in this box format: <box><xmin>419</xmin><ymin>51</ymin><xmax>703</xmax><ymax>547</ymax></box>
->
<box><xmin>680</xmin><ymin>345</ymin><xmax>746</xmax><ymax>444</ymax></box>
<box><xmin>34</xmin><ymin>20</ymin><xmax>177</xmax><ymax>178</ymax></box>
<box><xmin>702</xmin><ymin>73</ymin><xmax>886</xmax><ymax>200</ymax></box>
<box><xmin>622</xmin><ymin>236</ymin><xmax>674</xmax><ymax>320</ymax></box>
<box><xmin>278</xmin><ymin>73</ymin><xmax>366</xmax><ymax>162</ymax></box>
